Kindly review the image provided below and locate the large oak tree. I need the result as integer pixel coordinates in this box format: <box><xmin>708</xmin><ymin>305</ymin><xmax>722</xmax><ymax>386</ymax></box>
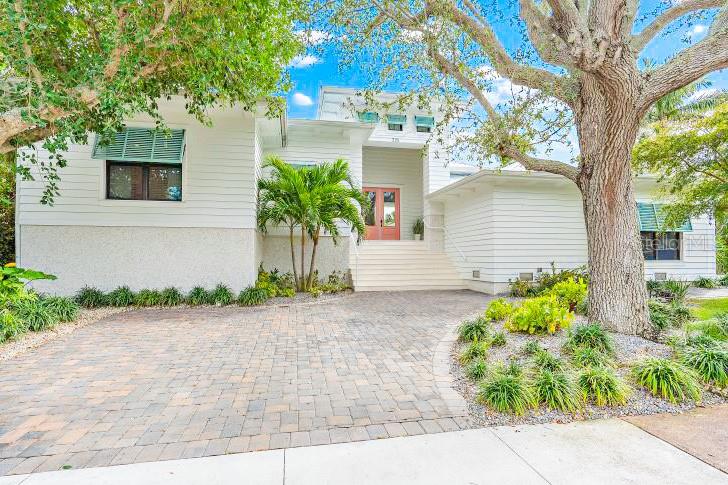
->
<box><xmin>324</xmin><ymin>0</ymin><xmax>728</xmax><ymax>336</ymax></box>
<box><xmin>1</xmin><ymin>0</ymin><xmax>304</xmax><ymax>203</ymax></box>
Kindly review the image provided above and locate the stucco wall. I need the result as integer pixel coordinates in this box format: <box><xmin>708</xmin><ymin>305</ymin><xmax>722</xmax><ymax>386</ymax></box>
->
<box><xmin>18</xmin><ymin>225</ymin><xmax>258</xmax><ymax>295</ymax></box>
<box><xmin>261</xmin><ymin>235</ymin><xmax>350</xmax><ymax>281</ymax></box>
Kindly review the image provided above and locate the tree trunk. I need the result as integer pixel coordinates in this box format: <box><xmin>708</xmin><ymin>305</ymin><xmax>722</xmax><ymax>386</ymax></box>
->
<box><xmin>576</xmin><ymin>76</ymin><xmax>652</xmax><ymax>337</ymax></box>
<box><xmin>306</xmin><ymin>229</ymin><xmax>320</xmax><ymax>290</ymax></box>
<box><xmin>299</xmin><ymin>226</ymin><xmax>306</xmax><ymax>292</ymax></box>
<box><xmin>288</xmin><ymin>224</ymin><xmax>299</xmax><ymax>291</ymax></box>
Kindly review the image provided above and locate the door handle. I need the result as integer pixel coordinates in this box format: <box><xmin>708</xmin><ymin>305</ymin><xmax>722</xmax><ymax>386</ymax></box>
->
<box><xmin>380</xmin><ymin>219</ymin><xmax>383</xmax><ymax>227</ymax></box>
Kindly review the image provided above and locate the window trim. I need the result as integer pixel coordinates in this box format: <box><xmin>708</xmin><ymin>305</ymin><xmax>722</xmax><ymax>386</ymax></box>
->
<box><xmin>106</xmin><ymin>160</ymin><xmax>183</xmax><ymax>202</ymax></box>
<box><xmin>641</xmin><ymin>231</ymin><xmax>682</xmax><ymax>261</ymax></box>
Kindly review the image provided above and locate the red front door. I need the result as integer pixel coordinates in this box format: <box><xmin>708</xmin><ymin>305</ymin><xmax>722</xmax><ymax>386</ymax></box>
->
<box><xmin>363</xmin><ymin>187</ymin><xmax>400</xmax><ymax>240</ymax></box>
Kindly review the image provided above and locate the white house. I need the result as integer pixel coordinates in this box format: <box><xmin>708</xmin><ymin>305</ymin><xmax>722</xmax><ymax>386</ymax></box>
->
<box><xmin>16</xmin><ymin>87</ymin><xmax>717</xmax><ymax>295</ymax></box>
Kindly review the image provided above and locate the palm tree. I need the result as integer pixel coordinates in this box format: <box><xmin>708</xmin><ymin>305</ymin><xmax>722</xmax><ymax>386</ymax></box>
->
<box><xmin>257</xmin><ymin>156</ymin><xmax>366</xmax><ymax>291</ymax></box>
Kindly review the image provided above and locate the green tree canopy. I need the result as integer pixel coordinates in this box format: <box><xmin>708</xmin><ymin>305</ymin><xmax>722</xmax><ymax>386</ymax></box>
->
<box><xmin>1</xmin><ymin>0</ymin><xmax>304</xmax><ymax>203</ymax></box>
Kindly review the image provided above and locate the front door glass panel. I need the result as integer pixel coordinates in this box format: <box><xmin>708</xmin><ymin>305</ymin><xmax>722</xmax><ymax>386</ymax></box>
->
<box><xmin>383</xmin><ymin>191</ymin><xmax>396</xmax><ymax>227</ymax></box>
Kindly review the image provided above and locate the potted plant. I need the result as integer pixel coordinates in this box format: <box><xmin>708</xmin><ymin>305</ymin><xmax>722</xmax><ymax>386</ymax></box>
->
<box><xmin>412</xmin><ymin>217</ymin><xmax>424</xmax><ymax>240</ymax></box>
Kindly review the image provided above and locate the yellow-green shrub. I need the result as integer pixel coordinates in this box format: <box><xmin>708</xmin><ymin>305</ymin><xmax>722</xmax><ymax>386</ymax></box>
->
<box><xmin>547</xmin><ymin>278</ymin><xmax>587</xmax><ymax>311</ymax></box>
<box><xmin>485</xmin><ymin>298</ymin><xmax>513</xmax><ymax>321</ymax></box>
<box><xmin>505</xmin><ymin>295</ymin><xmax>573</xmax><ymax>335</ymax></box>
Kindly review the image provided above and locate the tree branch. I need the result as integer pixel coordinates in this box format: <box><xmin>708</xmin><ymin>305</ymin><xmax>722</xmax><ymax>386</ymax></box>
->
<box><xmin>14</xmin><ymin>0</ymin><xmax>43</xmax><ymax>87</ymax></box>
<box><xmin>641</xmin><ymin>15</ymin><xmax>728</xmax><ymax>111</ymax></box>
<box><xmin>429</xmin><ymin>48</ymin><xmax>579</xmax><ymax>183</ymax></box>
<box><xmin>518</xmin><ymin>0</ymin><xmax>576</xmax><ymax>68</ymax></box>
<box><xmin>427</xmin><ymin>0</ymin><xmax>577</xmax><ymax>103</ymax></box>
<box><xmin>631</xmin><ymin>0</ymin><xmax>725</xmax><ymax>52</ymax></box>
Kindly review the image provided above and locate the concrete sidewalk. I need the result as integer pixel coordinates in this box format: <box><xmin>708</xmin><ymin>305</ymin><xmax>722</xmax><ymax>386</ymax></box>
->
<box><xmin>0</xmin><ymin>418</ymin><xmax>724</xmax><ymax>485</ymax></box>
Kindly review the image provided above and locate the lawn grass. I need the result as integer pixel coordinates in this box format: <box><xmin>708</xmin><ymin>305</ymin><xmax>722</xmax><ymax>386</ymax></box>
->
<box><xmin>690</xmin><ymin>298</ymin><xmax>728</xmax><ymax>320</ymax></box>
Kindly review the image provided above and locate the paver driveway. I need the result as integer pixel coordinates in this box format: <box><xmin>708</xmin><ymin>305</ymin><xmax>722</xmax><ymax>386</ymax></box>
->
<box><xmin>0</xmin><ymin>290</ymin><xmax>490</xmax><ymax>475</ymax></box>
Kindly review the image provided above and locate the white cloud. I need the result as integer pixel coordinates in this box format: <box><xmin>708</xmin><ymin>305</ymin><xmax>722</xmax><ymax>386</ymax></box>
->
<box><xmin>292</xmin><ymin>92</ymin><xmax>314</xmax><ymax>106</ymax></box>
<box><xmin>296</xmin><ymin>30</ymin><xmax>332</xmax><ymax>46</ymax></box>
<box><xmin>289</xmin><ymin>54</ymin><xmax>321</xmax><ymax>68</ymax></box>
<box><xmin>691</xmin><ymin>24</ymin><xmax>706</xmax><ymax>35</ymax></box>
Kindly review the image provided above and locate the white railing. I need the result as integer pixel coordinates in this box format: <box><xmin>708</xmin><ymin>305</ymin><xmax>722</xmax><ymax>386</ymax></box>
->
<box><xmin>424</xmin><ymin>216</ymin><xmax>468</xmax><ymax>263</ymax></box>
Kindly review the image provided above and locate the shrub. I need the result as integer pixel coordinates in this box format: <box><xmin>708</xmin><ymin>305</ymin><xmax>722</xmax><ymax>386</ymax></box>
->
<box><xmin>547</xmin><ymin>278</ymin><xmax>587</xmax><ymax>311</ymax></box>
<box><xmin>458</xmin><ymin>316</ymin><xmax>491</xmax><ymax>342</ymax></box>
<box><xmin>532</xmin><ymin>349</ymin><xmax>566</xmax><ymax>372</ymax></box>
<box><xmin>575</xmin><ymin>297</ymin><xmax>588</xmax><ymax>316</ymax></box>
<box><xmin>719</xmin><ymin>274</ymin><xmax>728</xmax><ymax>287</ymax></box>
<box><xmin>631</xmin><ymin>358</ymin><xmax>702</xmax><ymax>403</ymax></box>
<box><xmin>505</xmin><ymin>295</ymin><xmax>572</xmax><ymax>334</ymax></box>
<box><xmin>570</xmin><ymin>346</ymin><xmax>614</xmax><ymax>368</ymax></box>
<box><xmin>532</xmin><ymin>369</ymin><xmax>581</xmax><ymax>413</ymax></box>
<box><xmin>255</xmin><ymin>280</ymin><xmax>279</xmax><ymax>298</ymax></box>
<box><xmin>509</xmin><ymin>279</ymin><xmax>535</xmax><ymax>298</ymax></box>
<box><xmin>459</xmin><ymin>339</ymin><xmax>489</xmax><ymax>365</ymax></box>
<box><xmin>646</xmin><ymin>279</ymin><xmax>662</xmax><ymax>298</ymax></box>
<box><xmin>577</xmin><ymin>366</ymin><xmax>630</xmax><ymax>406</ymax></box>
<box><xmin>660</xmin><ymin>280</ymin><xmax>691</xmax><ymax>303</ymax></box>
<box><xmin>476</xmin><ymin>370</ymin><xmax>535</xmax><ymax>415</ymax></box>
<box><xmin>523</xmin><ymin>340</ymin><xmax>543</xmax><ymax>356</ymax></box>
<box><xmin>210</xmin><ymin>284</ymin><xmax>233</xmax><ymax>305</ymax></box>
<box><xmin>465</xmin><ymin>357</ymin><xmax>489</xmax><ymax>381</ymax></box>
<box><xmin>278</xmin><ymin>287</ymin><xmax>295</xmax><ymax>298</ymax></box>
<box><xmin>693</xmin><ymin>276</ymin><xmax>717</xmax><ymax>289</ymax></box>
<box><xmin>686</xmin><ymin>333</ymin><xmax>722</xmax><ymax>349</ymax></box>
<box><xmin>563</xmin><ymin>323</ymin><xmax>614</xmax><ymax>355</ymax></box>
<box><xmin>107</xmin><ymin>286</ymin><xmax>135</xmax><ymax>307</ymax></box>
<box><xmin>159</xmin><ymin>287</ymin><xmax>183</xmax><ymax>306</ymax></box>
<box><xmin>134</xmin><ymin>289</ymin><xmax>163</xmax><ymax>307</ymax></box>
<box><xmin>186</xmin><ymin>286</ymin><xmax>210</xmax><ymax>306</ymax></box>
<box><xmin>668</xmin><ymin>301</ymin><xmax>693</xmax><ymax>326</ymax></box>
<box><xmin>238</xmin><ymin>286</ymin><xmax>269</xmax><ymax>306</ymax></box>
<box><xmin>40</xmin><ymin>296</ymin><xmax>79</xmax><ymax>322</ymax></box>
<box><xmin>490</xmin><ymin>331</ymin><xmax>507</xmax><ymax>347</ymax></box>
<box><xmin>75</xmin><ymin>286</ymin><xmax>106</xmax><ymax>308</ymax></box>
<box><xmin>681</xmin><ymin>345</ymin><xmax>728</xmax><ymax>387</ymax></box>
<box><xmin>533</xmin><ymin>264</ymin><xmax>588</xmax><ymax>293</ymax></box>
<box><xmin>0</xmin><ymin>309</ymin><xmax>25</xmax><ymax>342</ymax></box>
<box><xmin>308</xmin><ymin>287</ymin><xmax>323</xmax><ymax>298</ymax></box>
<box><xmin>484</xmin><ymin>298</ymin><xmax>513</xmax><ymax>321</ymax></box>
<box><xmin>13</xmin><ymin>298</ymin><xmax>60</xmax><ymax>331</ymax></box>
<box><xmin>648</xmin><ymin>299</ymin><xmax>671</xmax><ymax>330</ymax></box>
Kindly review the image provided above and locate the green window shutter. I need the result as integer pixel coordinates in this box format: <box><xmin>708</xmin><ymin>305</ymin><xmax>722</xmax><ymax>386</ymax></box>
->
<box><xmin>387</xmin><ymin>114</ymin><xmax>406</xmax><ymax>124</ymax></box>
<box><xmin>92</xmin><ymin>128</ymin><xmax>185</xmax><ymax>163</ymax></box>
<box><xmin>357</xmin><ymin>111</ymin><xmax>379</xmax><ymax>123</ymax></box>
<box><xmin>636</xmin><ymin>202</ymin><xmax>692</xmax><ymax>232</ymax></box>
<box><xmin>415</xmin><ymin>115</ymin><xmax>435</xmax><ymax>128</ymax></box>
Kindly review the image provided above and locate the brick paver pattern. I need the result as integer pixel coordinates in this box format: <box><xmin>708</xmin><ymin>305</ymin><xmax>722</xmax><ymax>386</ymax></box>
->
<box><xmin>0</xmin><ymin>291</ymin><xmax>489</xmax><ymax>475</ymax></box>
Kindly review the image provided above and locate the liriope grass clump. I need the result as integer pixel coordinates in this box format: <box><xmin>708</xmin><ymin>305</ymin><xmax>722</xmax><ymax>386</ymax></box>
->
<box><xmin>577</xmin><ymin>366</ymin><xmax>630</xmax><ymax>406</ymax></box>
<box><xmin>490</xmin><ymin>331</ymin><xmax>507</xmax><ymax>347</ymax></box>
<box><xmin>458</xmin><ymin>316</ymin><xmax>490</xmax><ymax>342</ymax></box>
<box><xmin>464</xmin><ymin>357</ymin><xmax>488</xmax><ymax>382</ymax></box>
<box><xmin>532</xmin><ymin>369</ymin><xmax>581</xmax><ymax>413</ymax></box>
<box><xmin>210</xmin><ymin>284</ymin><xmax>234</xmax><ymax>306</ymax></box>
<box><xmin>134</xmin><ymin>289</ymin><xmax>163</xmax><ymax>307</ymax></box>
<box><xmin>681</xmin><ymin>344</ymin><xmax>728</xmax><ymax>388</ymax></box>
<box><xmin>563</xmin><ymin>323</ymin><xmax>614</xmax><ymax>355</ymax></box>
<box><xmin>476</xmin><ymin>365</ymin><xmax>534</xmax><ymax>415</ymax></box>
<box><xmin>631</xmin><ymin>358</ymin><xmax>701</xmax><ymax>403</ymax></box>
<box><xmin>40</xmin><ymin>296</ymin><xmax>80</xmax><ymax>322</ymax></box>
<box><xmin>570</xmin><ymin>346</ymin><xmax>614</xmax><ymax>369</ymax></box>
<box><xmin>159</xmin><ymin>287</ymin><xmax>184</xmax><ymax>306</ymax></box>
<box><xmin>522</xmin><ymin>340</ymin><xmax>543</xmax><ymax>356</ymax></box>
<box><xmin>186</xmin><ymin>286</ymin><xmax>210</xmax><ymax>306</ymax></box>
<box><xmin>107</xmin><ymin>286</ymin><xmax>135</xmax><ymax>307</ymax></box>
<box><xmin>532</xmin><ymin>349</ymin><xmax>566</xmax><ymax>373</ymax></box>
<box><xmin>459</xmin><ymin>339</ymin><xmax>489</xmax><ymax>365</ymax></box>
<box><xmin>75</xmin><ymin>286</ymin><xmax>106</xmax><ymax>308</ymax></box>
<box><xmin>12</xmin><ymin>299</ymin><xmax>59</xmax><ymax>331</ymax></box>
<box><xmin>238</xmin><ymin>286</ymin><xmax>269</xmax><ymax>306</ymax></box>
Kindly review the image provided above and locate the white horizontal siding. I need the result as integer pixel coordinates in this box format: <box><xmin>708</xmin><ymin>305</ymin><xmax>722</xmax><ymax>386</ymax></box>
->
<box><xmin>362</xmin><ymin>147</ymin><xmax>423</xmax><ymax>240</ymax></box>
<box><xmin>441</xmin><ymin>177</ymin><xmax>717</xmax><ymax>288</ymax></box>
<box><xmin>17</xmin><ymin>98</ymin><xmax>258</xmax><ymax>229</ymax></box>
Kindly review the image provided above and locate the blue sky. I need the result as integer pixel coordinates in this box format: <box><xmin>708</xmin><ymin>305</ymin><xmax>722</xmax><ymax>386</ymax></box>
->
<box><xmin>286</xmin><ymin>4</ymin><xmax>727</xmax><ymax>119</ymax></box>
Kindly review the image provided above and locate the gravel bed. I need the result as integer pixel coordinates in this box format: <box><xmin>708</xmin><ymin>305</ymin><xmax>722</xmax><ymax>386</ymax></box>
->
<box><xmin>261</xmin><ymin>289</ymin><xmax>354</xmax><ymax>306</ymax></box>
<box><xmin>0</xmin><ymin>307</ymin><xmax>128</xmax><ymax>362</ymax></box>
<box><xmin>451</xmin><ymin>315</ymin><xmax>728</xmax><ymax>427</ymax></box>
